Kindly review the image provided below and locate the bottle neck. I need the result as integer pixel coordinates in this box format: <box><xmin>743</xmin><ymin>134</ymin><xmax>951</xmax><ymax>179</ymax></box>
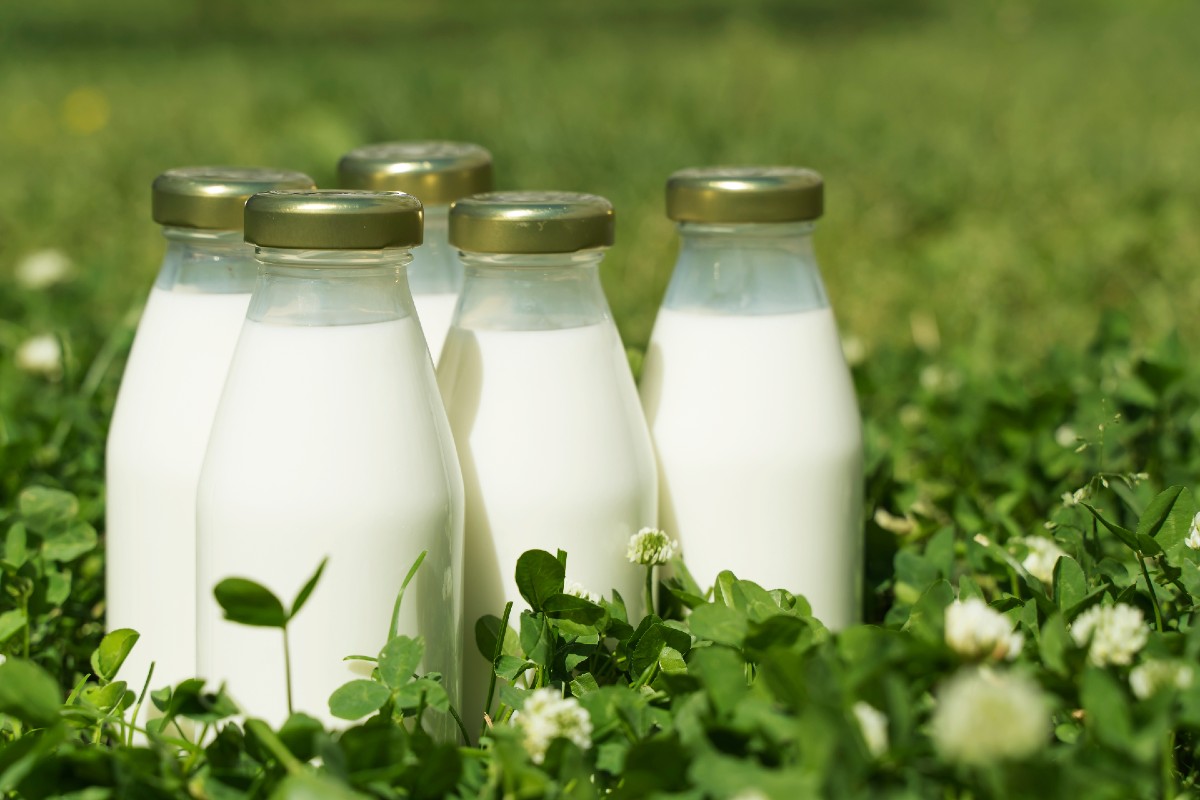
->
<box><xmin>663</xmin><ymin>221</ymin><xmax>829</xmax><ymax>315</ymax></box>
<box><xmin>408</xmin><ymin>205</ymin><xmax>461</xmax><ymax>295</ymax></box>
<box><xmin>455</xmin><ymin>250</ymin><xmax>612</xmax><ymax>331</ymax></box>
<box><xmin>248</xmin><ymin>246</ymin><xmax>417</xmax><ymax>327</ymax></box>
<box><xmin>155</xmin><ymin>227</ymin><xmax>258</xmax><ymax>294</ymax></box>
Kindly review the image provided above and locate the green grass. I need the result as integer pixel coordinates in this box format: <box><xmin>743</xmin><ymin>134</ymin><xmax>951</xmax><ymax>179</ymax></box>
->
<box><xmin>2</xmin><ymin>0</ymin><xmax>1199</xmax><ymax>363</ymax></box>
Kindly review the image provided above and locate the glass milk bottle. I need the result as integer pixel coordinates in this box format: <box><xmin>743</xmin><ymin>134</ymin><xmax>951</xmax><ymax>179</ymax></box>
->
<box><xmin>106</xmin><ymin>167</ymin><xmax>314</xmax><ymax>692</ymax></box>
<box><xmin>639</xmin><ymin>167</ymin><xmax>863</xmax><ymax>630</ymax></box>
<box><xmin>338</xmin><ymin>141</ymin><xmax>493</xmax><ymax>362</ymax></box>
<box><xmin>437</xmin><ymin>192</ymin><xmax>657</xmax><ymax>729</ymax></box>
<box><xmin>196</xmin><ymin>191</ymin><xmax>465</xmax><ymax>733</ymax></box>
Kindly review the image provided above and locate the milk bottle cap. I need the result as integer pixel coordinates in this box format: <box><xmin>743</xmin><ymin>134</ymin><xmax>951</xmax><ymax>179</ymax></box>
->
<box><xmin>666</xmin><ymin>166</ymin><xmax>824</xmax><ymax>224</ymax></box>
<box><xmin>448</xmin><ymin>191</ymin><xmax>614</xmax><ymax>254</ymax></box>
<box><xmin>337</xmin><ymin>141</ymin><xmax>493</xmax><ymax>206</ymax></box>
<box><xmin>151</xmin><ymin>167</ymin><xmax>315</xmax><ymax>231</ymax></box>
<box><xmin>244</xmin><ymin>190</ymin><xmax>424</xmax><ymax>250</ymax></box>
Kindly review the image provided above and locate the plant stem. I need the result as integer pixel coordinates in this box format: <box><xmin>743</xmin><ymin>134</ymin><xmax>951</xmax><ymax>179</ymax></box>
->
<box><xmin>283</xmin><ymin>626</ymin><xmax>294</xmax><ymax>717</ymax></box>
<box><xmin>127</xmin><ymin>661</ymin><xmax>156</xmax><ymax>747</ymax></box>
<box><xmin>645</xmin><ymin>567</ymin><xmax>655</xmax><ymax>617</ymax></box>
<box><xmin>448</xmin><ymin>702</ymin><xmax>471</xmax><ymax>746</ymax></box>
<box><xmin>245</xmin><ymin>719</ymin><xmax>304</xmax><ymax>775</ymax></box>
<box><xmin>480</xmin><ymin>601</ymin><xmax>514</xmax><ymax>743</ymax></box>
<box><xmin>1163</xmin><ymin>729</ymin><xmax>1177</xmax><ymax>799</ymax></box>
<box><xmin>1138</xmin><ymin>552</ymin><xmax>1164</xmax><ymax>631</ymax></box>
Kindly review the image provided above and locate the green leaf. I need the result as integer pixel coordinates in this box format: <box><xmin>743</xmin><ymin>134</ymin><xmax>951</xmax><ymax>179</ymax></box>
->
<box><xmin>389</xmin><ymin>550</ymin><xmax>427</xmax><ymax>640</ymax></box>
<box><xmin>514</xmin><ymin>550</ymin><xmax>564</xmax><ymax>612</ymax></box>
<box><xmin>81</xmin><ymin>680</ymin><xmax>129</xmax><ymax>713</ymax></box>
<box><xmin>45</xmin><ymin>568</ymin><xmax>71</xmax><ymax>605</ymax></box>
<box><xmin>570</xmin><ymin>673</ymin><xmax>600</xmax><ymax>697</ymax></box>
<box><xmin>0</xmin><ymin>609</ymin><xmax>27</xmax><ymax>645</ymax></box>
<box><xmin>519</xmin><ymin>612</ymin><xmax>552</xmax><ymax>665</ymax></box>
<box><xmin>474</xmin><ymin>614</ymin><xmax>519</xmax><ymax>662</ymax></box>
<box><xmin>902</xmin><ymin>579</ymin><xmax>955</xmax><ymax>643</ymax></box>
<box><xmin>214</xmin><ymin>578</ymin><xmax>288</xmax><ymax>628</ymax></box>
<box><xmin>494</xmin><ymin>655</ymin><xmax>530</xmax><ymax>682</ymax></box>
<box><xmin>289</xmin><ymin>557</ymin><xmax>327</xmax><ymax>621</ymax></box>
<box><xmin>687</xmin><ymin>603</ymin><xmax>747</xmax><ymax>647</ymax></box>
<box><xmin>1038</xmin><ymin>613</ymin><xmax>1071</xmax><ymax>676</ymax></box>
<box><xmin>1082</xmin><ymin>503</ymin><xmax>1140</xmax><ymax>552</ymax></box>
<box><xmin>328</xmin><ymin>679</ymin><xmax>392</xmax><ymax>721</ymax></box>
<box><xmin>691</xmin><ymin>645</ymin><xmax>750</xmax><ymax>717</ymax></box>
<box><xmin>4</xmin><ymin>523</ymin><xmax>28</xmax><ymax>568</ymax></box>
<box><xmin>17</xmin><ymin>486</ymin><xmax>78</xmax><ymax>534</ymax></box>
<box><xmin>0</xmin><ymin>658</ymin><xmax>62</xmax><ymax>727</ymax></box>
<box><xmin>378</xmin><ymin>635</ymin><xmax>423</xmax><ymax>689</ymax></box>
<box><xmin>41</xmin><ymin>520</ymin><xmax>98</xmax><ymax>562</ymax></box>
<box><xmin>90</xmin><ymin>628</ymin><xmax>140</xmax><ymax>682</ymax></box>
<box><xmin>269</xmin><ymin>772</ymin><xmax>369</xmax><ymax>800</ymax></box>
<box><xmin>1136</xmin><ymin>486</ymin><xmax>1185</xmax><ymax>539</ymax></box>
<box><xmin>543</xmin><ymin>593</ymin><xmax>605</xmax><ymax>625</ymax></box>
<box><xmin>1081</xmin><ymin>668</ymin><xmax>1132</xmax><ymax>750</ymax></box>
<box><xmin>1052</xmin><ymin>556</ymin><xmax>1086</xmax><ymax>611</ymax></box>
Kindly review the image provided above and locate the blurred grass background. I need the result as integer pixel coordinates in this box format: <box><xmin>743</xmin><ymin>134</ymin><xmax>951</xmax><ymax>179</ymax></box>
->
<box><xmin>2</xmin><ymin>0</ymin><xmax>1199</xmax><ymax>366</ymax></box>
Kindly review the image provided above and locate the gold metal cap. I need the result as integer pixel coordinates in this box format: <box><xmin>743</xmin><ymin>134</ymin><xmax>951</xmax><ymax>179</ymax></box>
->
<box><xmin>244</xmin><ymin>191</ymin><xmax>424</xmax><ymax>250</ymax></box>
<box><xmin>449</xmin><ymin>191</ymin><xmax>614</xmax><ymax>254</ymax></box>
<box><xmin>666</xmin><ymin>166</ymin><xmax>824</xmax><ymax>223</ymax></box>
<box><xmin>337</xmin><ymin>141</ymin><xmax>494</xmax><ymax>205</ymax></box>
<box><xmin>151</xmin><ymin>167</ymin><xmax>315</xmax><ymax>230</ymax></box>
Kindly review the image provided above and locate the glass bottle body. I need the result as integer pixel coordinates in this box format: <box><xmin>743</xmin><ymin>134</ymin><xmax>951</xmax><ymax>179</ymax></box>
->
<box><xmin>196</xmin><ymin>247</ymin><xmax>465</xmax><ymax>734</ymax></box>
<box><xmin>105</xmin><ymin>227</ymin><xmax>257</xmax><ymax>693</ymax></box>
<box><xmin>437</xmin><ymin>251</ymin><xmax>657</xmax><ymax>729</ymax></box>
<box><xmin>639</xmin><ymin>222</ymin><xmax>863</xmax><ymax>629</ymax></box>
<box><xmin>409</xmin><ymin>205</ymin><xmax>462</xmax><ymax>363</ymax></box>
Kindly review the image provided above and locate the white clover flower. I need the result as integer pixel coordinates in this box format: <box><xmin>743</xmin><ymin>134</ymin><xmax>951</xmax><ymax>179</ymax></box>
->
<box><xmin>1070</xmin><ymin>603</ymin><xmax>1149</xmax><ymax>667</ymax></box>
<box><xmin>1186</xmin><ymin>512</ymin><xmax>1200</xmax><ymax>551</ymax></box>
<box><xmin>15</xmin><ymin>249</ymin><xmax>72</xmax><ymax>290</ymax></box>
<box><xmin>944</xmin><ymin>598</ymin><xmax>1023</xmax><ymax>661</ymax></box>
<box><xmin>931</xmin><ymin>668</ymin><xmax>1049</xmax><ymax>766</ymax></box>
<box><xmin>1129</xmin><ymin>660</ymin><xmax>1194</xmax><ymax>700</ymax></box>
<box><xmin>626</xmin><ymin>528</ymin><xmax>678</xmax><ymax>566</ymax></box>
<box><xmin>852</xmin><ymin>701</ymin><xmax>888</xmax><ymax>758</ymax></box>
<box><xmin>513</xmin><ymin>687</ymin><xmax>592</xmax><ymax>764</ymax></box>
<box><xmin>563</xmin><ymin>579</ymin><xmax>600</xmax><ymax>605</ymax></box>
<box><xmin>1020</xmin><ymin>537</ymin><xmax>1066</xmax><ymax>584</ymax></box>
<box><xmin>16</xmin><ymin>335</ymin><xmax>62</xmax><ymax>378</ymax></box>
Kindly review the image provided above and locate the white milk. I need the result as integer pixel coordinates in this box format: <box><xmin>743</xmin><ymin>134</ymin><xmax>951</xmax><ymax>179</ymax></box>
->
<box><xmin>413</xmin><ymin>292</ymin><xmax>458</xmax><ymax>363</ymax></box>
<box><xmin>197</xmin><ymin>316</ymin><xmax>463</xmax><ymax>730</ymax></box>
<box><xmin>106</xmin><ymin>286</ymin><xmax>251</xmax><ymax>691</ymax></box>
<box><xmin>639</xmin><ymin>306</ymin><xmax>863</xmax><ymax>629</ymax></box>
<box><xmin>438</xmin><ymin>321</ymin><xmax>656</xmax><ymax>726</ymax></box>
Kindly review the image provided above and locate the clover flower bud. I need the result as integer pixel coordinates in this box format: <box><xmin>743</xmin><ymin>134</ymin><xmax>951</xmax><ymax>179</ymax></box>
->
<box><xmin>1129</xmin><ymin>660</ymin><xmax>1194</xmax><ymax>700</ymax></box>
<box><xmin>944</xmin><ymin>598</ymin><xmax>1023</xmax><ymax>661</ymax></box>
<box><xmin>563</xmin><ymin>579</ymin><xmax>601</xmax><ymax>605</ymax></box>
<box><xmin>15</xmin><ymin>249</ymin><xmax>72</xmax><ymax>290</ymax></box>
<box><xmin>16</xmin><ymin>335</ymin><xmax>62</xmax><ymax>378</ymax></box>
<box><xmin>626</xmin><ymin>528</ymin><xmax>678</xmax><ymax>566</ymax></box>
<box><xmin>514</xmin><ymin>687</ymin><xmax>593</xmax><ymax>764</ymax></box>
<box><xmin>1019</xmin><ymin>537</ymin><xmax>1066</xmax><ymax>584</ymax></box>
<box><xmin>931</xmin><ymin>668</ymin><xmax>1049</xmax><ymax>766</ymax></box>
<box><xmin>1070</xmin><ymin>603</ymin><xmax>1149</xmax><ymax>667</ymax></box>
